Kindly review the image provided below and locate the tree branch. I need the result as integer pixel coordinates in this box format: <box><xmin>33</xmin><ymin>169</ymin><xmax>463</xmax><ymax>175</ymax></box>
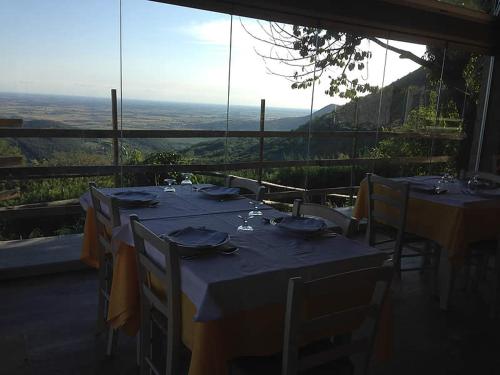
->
<box><xmin>368</xmin><ymin>37</ymin><xmax>435</xmax><ymax>70</ymax></box>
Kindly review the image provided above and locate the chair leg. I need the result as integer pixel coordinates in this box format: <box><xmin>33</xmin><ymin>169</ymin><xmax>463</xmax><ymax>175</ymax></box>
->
<box><xmin>140</xmin><ymin>304</ymin><xmax>151</xmax><ymax>375</ymax></box>
<box><xmin>106</xmin><ymin>327</ymin><xmax>118</xmax><ymax>357</ymax></box>
<box><xmin>393</xmin><ymin>245</ymin><xmax>403</xmax><ymax>280</ymax></box>
<box><xmin>491</xmin><ymin>247</ymin><xmax>500</xmax><ymax>319</ymax></box>
<box><xmin>432</xmin><ymin>245</ymin><xmax>441</xmax><ymax>297</ymax></box>
<box><xmin>462</xmin><ymin>252</ymin><xmax>472</xmax><ymax>292</ymax></box>
<box><xmin>478</xmin><ymin>255</ymin><xmax>489</xmax><ymax>282</ymax></box>
<box><xmin>96</xmin><ymin>271</ymin><xmax>106</xmax><ymax>336</ymax></box>
<box><xmin>420</xmin><ymin>241</ymin><xmax>431</xmax><ymax>275</ymax></box>
<box><xmin>438</xmin><ymin>248</ymin><xmax>455</xmax><ymax>310</ymax></box>
<box><xmin>470</xmin><ymin>255</ymin><xmax>487</xmax><ymax>293</ymax></box>
<box><xmin>136</xmin><ymin>332</ymin><xmax>141</xmax><ymax>367</ymax></box>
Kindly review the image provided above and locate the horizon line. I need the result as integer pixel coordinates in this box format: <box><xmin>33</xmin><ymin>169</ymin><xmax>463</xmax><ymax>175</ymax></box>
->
<box><xmin>0</xmin><ymin>91</ymin><xmax>337</xmax><ymax>112</ymax></box>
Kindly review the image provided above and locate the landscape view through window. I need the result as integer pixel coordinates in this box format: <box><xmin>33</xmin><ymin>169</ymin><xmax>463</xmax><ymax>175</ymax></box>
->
<box><xmin>0</xmin><ymin>0</ymin><xmax>485</xmax><ymax>238</ymax></box>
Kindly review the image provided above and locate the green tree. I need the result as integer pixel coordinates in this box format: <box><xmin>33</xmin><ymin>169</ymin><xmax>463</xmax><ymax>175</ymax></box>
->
<box><xmin>245</xmin><ymin>18</ymin><xmax>485</xmax><ymax>169</ymax></box>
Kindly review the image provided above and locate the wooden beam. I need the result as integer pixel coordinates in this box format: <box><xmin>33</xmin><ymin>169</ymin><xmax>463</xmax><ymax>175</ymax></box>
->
<box><xmin>111</xmin><ymin>89</ymin><xmax>120</xmax><ymax>186</ymax></box>
<box><xmin>0</xmin><ymin>156</ymin><xmax>452</xmax><ymax>180</ymax></box>
<box><xmin>0</xmin><ymin>119</ymin><xmax>23</xmax><ymax>127</ymax></box>
<box><xmin>0</xmin><ymin>128</ymin><xmax>465</xmax><ymax>141</ymax></box>
<box><xmin>0</xmin><ymin>156</ymin><xmax>23</xmax><ymax>167</ymax></box>
<box><xmin>382</xmin><ymin>0</ymin><xmax>492</xmax><ymax>22</ymax></box>
<box><xmin>150</xmin><ymin>0</ymin><xmax>499</xmax><ymax>54</ymax></box>
<box><xmin>0</xmin><ymin>199</ymin><xmax>82</xmax><ymax>219</ymax></box>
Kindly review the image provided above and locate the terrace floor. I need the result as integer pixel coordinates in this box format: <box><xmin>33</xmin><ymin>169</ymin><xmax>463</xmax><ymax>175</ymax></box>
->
<box><xmin>1</xmin><ymin>256</ymin><xmax>499</xmax><ymax>375</ymax></box>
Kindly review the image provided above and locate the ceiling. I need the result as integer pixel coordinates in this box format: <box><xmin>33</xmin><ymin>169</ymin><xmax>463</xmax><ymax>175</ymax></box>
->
<box><xmin>151</xmin><ymin>0</ymin><xmax>499</xmax><ymax>54</ymax></box>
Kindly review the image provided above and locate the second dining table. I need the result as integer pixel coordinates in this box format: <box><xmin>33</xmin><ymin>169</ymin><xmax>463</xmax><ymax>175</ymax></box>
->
<box><xmin>80</xmin><ymin>183</ymin><xmax>391</xmax><ymax>375</ymax></box>
<box><xmin>353</xmin><ymin>175</ymin><xmax>500</xmax><ymax>310</ymax></box>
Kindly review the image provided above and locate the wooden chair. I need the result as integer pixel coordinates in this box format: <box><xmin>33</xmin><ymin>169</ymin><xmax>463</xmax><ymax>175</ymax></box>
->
<box><xmin>230</xmin><ymin>265</ymin><xmax>394</xmax><ymax>375</ymax></box>
<box><xmin>302</xmin><ymin>188</ymin><xmax>366</xmax><ymax>235</ymax></box>
<box><xmin>461</xmin><ymin>172</ymin><xmax>500</xmax><ymax>317</ymax></box>
<box><xmin>365</xmin><ymin>173</ymin><xmax>440</xmax><ymax>280</ymax></box>
<box><xmin>89</xmin><ymin>183</ymin><xmax>121</xmax><ymax>356</ymax></box>
<box><xmin>292</xmin><ymin>199</ymin><xmax>358</xmax><ymax>238</ymax></box>
<box><xmin>226</xmin><ymin>175</ymin><xmax>266</xmax><ymax>201</ymax></box>
<box><xmin>130</xmin><ymin>214</ymin><xmax>187</xmax><ymax>375</ymax></box>
<box><xmin>465</xmin><ymin>239</ymin><xmax>500</xmax><ymax>318</ymax></box>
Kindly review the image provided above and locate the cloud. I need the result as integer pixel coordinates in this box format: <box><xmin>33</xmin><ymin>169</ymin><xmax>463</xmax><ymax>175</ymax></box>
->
<box><xmin>168</xmin><ymin>18</ymin><xmax>428</xmax><ymax>108</ymax></box>
<box><xmin>182</xmin><ymin>18</ymin><xmax>234</xmax><ymax>46</ymax></box>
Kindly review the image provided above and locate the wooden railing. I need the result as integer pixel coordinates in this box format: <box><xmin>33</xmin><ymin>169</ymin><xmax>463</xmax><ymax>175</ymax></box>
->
<box><xmin>0</xmin><ymin>155</ymin><xmax>453</xmax><ymax>181</ymax></box>
<box><xmin>0</xmin><ymin>95</ymin><xmax>463</xmax><ymax>219</ymax></box>
<box><xmin>0</xmin><ymin>118</ymin><xmax>23</xmax><ymax>203</ymax></box>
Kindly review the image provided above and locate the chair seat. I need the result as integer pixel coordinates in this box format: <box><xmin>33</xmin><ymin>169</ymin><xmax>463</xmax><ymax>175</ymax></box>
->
<box><xmin>372</xmin><ymin>224</ymin><xmax>431</xmax><ymax>249</ymax></box>
<box><xmin>333</xmin><ymin>206</ymin><xmax>354</xmax><ymax>217</ymax></box>
<box><xmin>333</xmin><ymin>206</ymin><xmax>367</xmax><ymax>233</ymax></box>
<box><xmin>333</xmin><ymin>206</ymin><xmax>367</xmax><ymax>223</ymax></box>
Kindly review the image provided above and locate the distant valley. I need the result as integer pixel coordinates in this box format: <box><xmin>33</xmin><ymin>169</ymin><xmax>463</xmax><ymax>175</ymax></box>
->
<box><xmin>1</xmin><ymin>67</ymin><xmax>429</xmax><ymax>164</ymax></box>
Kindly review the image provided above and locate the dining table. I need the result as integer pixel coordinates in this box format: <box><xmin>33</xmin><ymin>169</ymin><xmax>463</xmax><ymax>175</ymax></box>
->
<box><xmin>353</xmin><ymin>175</ymin><xmax>500</xmax><ymax>310</ymax></box>
<box><xmin>80</xmin><ymin>184</ymin><xmax>392</xmax><ymax>375</ymax></box>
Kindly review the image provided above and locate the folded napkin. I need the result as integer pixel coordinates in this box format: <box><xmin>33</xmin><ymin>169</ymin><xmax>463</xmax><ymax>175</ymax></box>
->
<box><xmin>164</xmin><ymin>227</ymin><xmax>229</xmax><ymax>249</ymax></box>
<box><xmin>274</xmin><ymin>216</ymin><xmax>327</xmax><ymax>234</ymax></box>
<box><xmin>197</xmin><ymin>186</ymin><xmax>240</xmax><ymax>198</ymax></box>
<box><xmin>111</xmin><ymin>191</ymin><xmax>159</xmax><ymax>207</ymax></box>
<box><xmin>410</xmin><ymin>184</ymin><xmax>435</xmax><ymax>193</ymax></box>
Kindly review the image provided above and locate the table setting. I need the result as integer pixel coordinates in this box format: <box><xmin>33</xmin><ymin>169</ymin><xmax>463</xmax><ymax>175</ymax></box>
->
<box><xmin>396</xmin><ymin>174</ymin><xmax>500</xmax><ymax>203</ymax></box>
<box><xmin>80</xmin><ymin>181</ymin><xmax>392</xmax><ymax>375</ymax></box>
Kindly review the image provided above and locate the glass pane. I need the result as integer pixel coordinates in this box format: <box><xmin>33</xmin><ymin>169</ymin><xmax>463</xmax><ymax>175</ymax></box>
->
<box><xmin>0</xmin><ymin>0</ymin><xmax>120</xmax><ymax>208</ymax></box>
<box><xmin>120</xmin><ymin>0</ymin><xmax>231</xmax><ymax>185</ymax></box>
<box><xmin>227</xmin><ymin>17</ymin><xmax>311</xmax><ymax>183</ymax></box>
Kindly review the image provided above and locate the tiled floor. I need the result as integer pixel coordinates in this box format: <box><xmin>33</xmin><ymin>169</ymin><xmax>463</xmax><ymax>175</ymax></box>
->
<box><xmin>0</xmin><ymin>270</ymin><xmax>137</xmax><ymax>375</ymax></box>
<box><xmin>1</xmin><ymin>265</ymin><xmax>499</xmax><ymax>375</ymax></box>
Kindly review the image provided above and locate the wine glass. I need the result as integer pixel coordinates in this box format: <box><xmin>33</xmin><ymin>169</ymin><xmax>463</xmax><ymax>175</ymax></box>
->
<box><xmin>181</xmin><ymin>173</ymin><xmax>193</xmax><ymax>185</ymax></box>
<box><xmin>443</xmin><ymin>172</ymin><xmax>454</xmax><ymax>183</ymax></box>
<box><xmin>237</xmin><ymin>214</ymin><xmax>253</xmax><ymax>232</ymax></box>
<box><xmin>435</xmin><ymin>177</ymin><xmax>446</xmax><ymax>194</ymax></box>
<box><xmin>248</xmin><ymin>201</ymin><xmax>263</xmax><ymax>217</ymax></box>
<box><xmin>163</xmin><ymin>177</ymin><xmax>176</xmax><ymax>192</ymax></box>
<box><xmin>467</xmin><ymin>174</ymin><xmax>479</xmax><ymax>193</ymax></box>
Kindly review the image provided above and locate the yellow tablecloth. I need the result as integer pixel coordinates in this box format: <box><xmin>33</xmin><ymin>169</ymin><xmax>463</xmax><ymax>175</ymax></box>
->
<box><xmin>353</xmin><ymin>179</ymin><xmax>500</xmax><ymax>265</ymax></box>
<box><xmin>81</xmin><ymin>209</ymin><xmax>392</xmax><ymax>374</ymax></box>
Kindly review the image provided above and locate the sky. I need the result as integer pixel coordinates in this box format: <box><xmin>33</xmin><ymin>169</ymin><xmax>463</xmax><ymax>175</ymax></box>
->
<box><xmin>0</xmin><ymin>0</ymin><xmax>427</xmax><ymax>110</ymax></box>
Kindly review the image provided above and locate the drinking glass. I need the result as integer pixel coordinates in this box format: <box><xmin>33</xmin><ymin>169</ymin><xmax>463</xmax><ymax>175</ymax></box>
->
<box><xmin>248</xmin><ymin>201</ymin><xmax>263</xmax><ymax>216</ymax></box>
<box><xmin>181</xmin><ymin>173</ymin><xmax>193</xmax><ymax>185</ymax></box>
<box><xmin>435</xmin><ymin>177</ymin><xmax>446</xmax><ymax>193</ymax></box>
<box><xmin>237</xmin><ymin>214</ymin><xmax>253</xmax><ymax>231</ymax></box>
<box><xmin>163</xmin><ymin>178</ymin><xmax>176</xmax><ymax>192</ymax></box>
<box><xmin>467</xmin><ymin>174</ymin><xmax>479</xmax><ymax>193</ymax></box>
<box><xmin>443</xmin><ymin>172</ymin><xmax>454</xmax><ymax>183</ymax></box>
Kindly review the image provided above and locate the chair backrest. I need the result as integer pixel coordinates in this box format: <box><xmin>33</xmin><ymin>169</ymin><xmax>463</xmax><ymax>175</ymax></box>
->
<box><xmin>89</xmin><ymin>183</ymin><xmax>121</xmax><ymax>260</ymax></box>
<box><xmin>365</xmin><ymin>174</ymin><xmax>409</xmax><ymax>248</ymax></box>
<box><xmin>129</xmin><ymin>215</ymin><xmax>181</xmax><ymax>375</ymax></box>
<box><xmin>302</xmin><ymin>189</ymin><xmax>329</xmax><ymax>205</ymax></box>
<box><xmin>292</xmin><ymin>199</ymin><xmax>358</xmax><ymax>238</ymax></box>
<box><xmin>226</xmin><ymin>175</ymin><xmax>266</xmax><ymax>201</ymax></box>
<box><xmin>281</xmin><ymin>265</ymin><xmax>394</xmax><ymax>375</ymax></box>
